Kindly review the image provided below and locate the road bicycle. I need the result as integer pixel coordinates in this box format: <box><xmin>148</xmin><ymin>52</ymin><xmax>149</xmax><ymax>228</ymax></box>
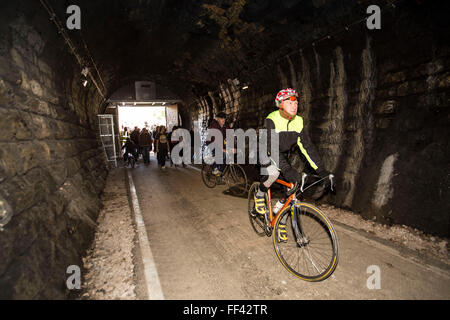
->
<box><xmin>201</xmin><ymin>150</ymin><xmax>248</xmax><ymax>197</ymax></box>
<box><xmin>248</xmin><ymin>173</ymin><xmax>339</xmax><ymax>281</ymax></box>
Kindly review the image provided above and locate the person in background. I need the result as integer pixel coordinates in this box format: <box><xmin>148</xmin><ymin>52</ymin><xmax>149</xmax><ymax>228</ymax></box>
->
<box><xmin>153</xmin><ymin>126</ymin><xmax>160</xmax><ymax>156</ymax></box>
<box><xmin>121</xmin><ymin>126</ymin><xmax>130</xmax><ymax>147</ymax></box>
<box><xmin>207</xmin><ymin>112</ymin><xmax>230</xmax><ymax>176</ymax></box>
<box><xmin>139</xmin><ymin>127</ymin><xmax>153</xmax><ymax>165</ymax></box>
<box><xmin>156</xmin><ymin>126</ymin><xmax>170</xmax><ymax>169</ymax></box>
<box><xmin>121</xmin><ymin>137</ymin><xmax>137</xmax><ymax>165</ymax></box>
<box><xmin>130</xmin><ymin>126</ymin><xmax>141</xmax><ymax>159</ymax></box>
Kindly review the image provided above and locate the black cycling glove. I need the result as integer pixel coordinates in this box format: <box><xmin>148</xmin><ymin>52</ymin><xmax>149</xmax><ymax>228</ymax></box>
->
<box><xmin>282</xmin><ymin>167</ymin><xmax>301</xmax><ymax>184</ymax></box>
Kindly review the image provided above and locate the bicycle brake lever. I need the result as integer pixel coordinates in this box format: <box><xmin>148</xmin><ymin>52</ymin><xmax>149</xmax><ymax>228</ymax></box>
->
<box><xmin>300</xmin><ymin>173</ymin><xmax>307</xmax><ymax>192</ymax></box>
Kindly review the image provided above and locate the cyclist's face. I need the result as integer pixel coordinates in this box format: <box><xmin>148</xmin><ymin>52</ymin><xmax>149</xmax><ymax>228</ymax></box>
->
<box><xmin>282</xmin><ymin>98</ymin><xmax>298</xmax><ymax>115</ymax></box>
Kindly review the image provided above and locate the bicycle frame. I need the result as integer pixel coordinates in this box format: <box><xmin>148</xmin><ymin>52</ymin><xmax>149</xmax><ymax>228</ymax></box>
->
<box><xmin>267</xmin><ymin>174</ymin><xmax>332</xmax><ymax>228</ymax></box>
<box><xmin>267</xmin><ymin>179</ymin><xmax>295</xmax><ymax>227</ymax></box>
<box><xmin>221</xmin><ymin>163</ymin><xmax>238</xmax><ymax>178</ymax></box>
<box><xmin>249</xmin><ymin>174</ymin><xmax>339</xmax><ymax>281</ymax></box>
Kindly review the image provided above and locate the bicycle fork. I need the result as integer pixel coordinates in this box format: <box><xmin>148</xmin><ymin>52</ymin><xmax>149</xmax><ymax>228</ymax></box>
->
<box><xmin>290</xmin><ymin>204</ymin><xmax>310</xmax><ymax>247</ymax></box>
<box><xmin>292</xmin><ymin>203</ymin><xmax>323</xmax><ymax>274</ymax></box>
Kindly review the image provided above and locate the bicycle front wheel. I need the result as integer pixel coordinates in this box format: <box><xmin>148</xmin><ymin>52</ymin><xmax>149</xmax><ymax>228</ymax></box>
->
<box><xmin>273</xmin><ymin>203</ymin><xmax>339</xmax><ymax>281</ymax></box>
<box><xmin>226</xmin><ymin>164</ymin><xmax>248</xmax><ymax>196</ymax></box>
<box><xmin>201</xmin><ymin>164</ymin><xmax>217</xmax><ymax>188</ymax></box>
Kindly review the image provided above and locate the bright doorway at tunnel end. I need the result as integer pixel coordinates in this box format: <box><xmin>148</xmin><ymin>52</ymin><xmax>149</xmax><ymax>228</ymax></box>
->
<box><xmin>118</xmin><ymin>106</ymin><xmax>166</xmax><ymax>132</ymax></box>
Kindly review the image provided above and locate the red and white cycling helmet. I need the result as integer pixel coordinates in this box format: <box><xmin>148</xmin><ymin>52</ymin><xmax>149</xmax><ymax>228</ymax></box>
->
<box><xmin>275</xmin><ymin>88</ymin><xmax>298</xmax><ymax>107</ymax></box>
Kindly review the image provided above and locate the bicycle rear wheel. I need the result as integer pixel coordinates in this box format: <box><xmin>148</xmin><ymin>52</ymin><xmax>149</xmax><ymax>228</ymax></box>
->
<box><xmin>273</xmin><ymin>203</ymin><xmax>339</xmax><ymax>281</ymax></box>
<box><xmin>201</xmin><ymin>164</ymin><xmax>217</xmax><ymax>188</ymax></box>
<box><xmin>226</xmin><ymin>164</ymin><xmax>248</xmax><ymax>196</ymax></box>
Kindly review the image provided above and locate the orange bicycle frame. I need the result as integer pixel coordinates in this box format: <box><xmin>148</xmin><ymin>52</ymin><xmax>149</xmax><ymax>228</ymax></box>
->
<box><xmin>267</xmin><ymin>179</ymin><xmax>295</xmax><ymax>227</ymax></box>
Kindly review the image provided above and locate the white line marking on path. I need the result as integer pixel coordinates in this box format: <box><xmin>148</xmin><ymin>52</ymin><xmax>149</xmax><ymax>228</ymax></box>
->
<box><xmin>127</xmin><ymin>170</ymin><xmax>165</xmax><ymax>300</ymax></box>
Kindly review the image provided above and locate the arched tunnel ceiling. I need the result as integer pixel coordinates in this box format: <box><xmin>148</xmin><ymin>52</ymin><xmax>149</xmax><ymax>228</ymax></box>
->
<box><xmin>40</xmin><ymin>0</ymin><xmax>371</xmax><ymax>104</ymax></box>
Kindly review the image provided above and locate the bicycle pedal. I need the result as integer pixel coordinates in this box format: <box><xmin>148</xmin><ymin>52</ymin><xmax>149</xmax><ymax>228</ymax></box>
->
<box><xmin>264</xmin><ymin>225</ymin><xmax>273</xmax><ymax>237</ymax></box>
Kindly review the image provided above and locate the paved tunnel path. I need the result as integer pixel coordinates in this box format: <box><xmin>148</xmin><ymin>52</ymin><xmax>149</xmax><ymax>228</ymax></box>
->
<box><xmin>130</xmin><ymin>156</ymin><xmax>450</xmax><ymax>300</ymax></box>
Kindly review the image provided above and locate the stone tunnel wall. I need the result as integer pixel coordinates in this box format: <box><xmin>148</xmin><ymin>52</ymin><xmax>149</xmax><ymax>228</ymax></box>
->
<box><xmin>0</xmin><ymin>8</ymin><xmax>108</xmax><ymax>298</ymax></box>
<box><xmin>187</xmin><ymin>5</ymin><xmax>450</xmax><ymax>237</ymax></box>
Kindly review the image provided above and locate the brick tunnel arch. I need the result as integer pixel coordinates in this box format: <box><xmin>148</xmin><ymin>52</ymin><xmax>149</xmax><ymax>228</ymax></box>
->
<box><xmin>0</xmin><ymin>0</ymin><xmax>449</xmax><ymax>298</ymax></box>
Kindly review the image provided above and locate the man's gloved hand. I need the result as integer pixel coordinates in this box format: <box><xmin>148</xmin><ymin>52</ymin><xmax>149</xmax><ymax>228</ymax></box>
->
<box><xmin>282</xmin><ymin>167</ymin><xmax>301</xmax><ymax>196</ymax></box>
<box><xmin>283</xmin><ymin>167</ymin><xmax>301</xmax><ymax>184</ymax></box>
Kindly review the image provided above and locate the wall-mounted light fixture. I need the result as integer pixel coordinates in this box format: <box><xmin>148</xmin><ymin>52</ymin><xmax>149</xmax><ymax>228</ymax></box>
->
<box><xmin>242</xmin><ymin>85</ymin><xmax>249</xmax><ymax>90</ymax></box>
<box><xmin>0</xmin><ymin>197</ymin><xmax>13</xmax><ymax>232</ymax></box>
<box><xmin>81</xmin><ymin>67</ymin><xmax>89</xmax><ymax>88</ymax></box>
<box><xmin>229</xmin><ymin>78</ymin><xmax>240</xmax><ymax>86</ymax></box>
<box><xmin>81</xmin><ymin>67</ymin><xmax>89</xmax><ymax>77</ymax></box>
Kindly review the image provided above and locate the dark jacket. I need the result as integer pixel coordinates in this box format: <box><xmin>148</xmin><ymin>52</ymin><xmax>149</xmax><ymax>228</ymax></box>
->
<box><xmin>139</xmin><ymin>129</ymin><xmax>153</xmax><ymax>147</ymax></box>
<box><xmin>206</xmin><ymin>119</ymin><xmax>230</xmax><ymax>147</ymax></box>
<box><xmin>122</xmin><ymin>140</ymin><xmax>137</xmax><ymax>156</ymax></box>
<box><xmin>130</xmin><ymin>129</ymin><xmax>140</xmax><ymax>145</ymax></box>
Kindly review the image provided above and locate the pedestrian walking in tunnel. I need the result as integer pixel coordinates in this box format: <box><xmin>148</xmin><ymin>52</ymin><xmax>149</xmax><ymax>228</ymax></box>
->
<box><xmin>130</xmin><ymin>126</ymin><xmax>141</xmax><ymax>160</ymax></box>
<box><xmin>139</xmin><ymin>127</ymin><xmax>153</xmax><ymax>165</ymax></box>
<box><xmin>120</xmin><ymin>126</ymin><xmax>130</xmax><ymax>147</ymax></box>
<box><xmin>156</xmin><ymin>126</ymin><xmax>170</xmax><ymax>169</ymax></box>
<box><xmin>153</xmin><ymin>125</ymin><xmax>160</xmax><ymax>156</ymax></box>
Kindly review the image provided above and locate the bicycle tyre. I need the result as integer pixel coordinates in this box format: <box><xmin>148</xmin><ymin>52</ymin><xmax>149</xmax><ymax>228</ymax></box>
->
<box><xmin>201</xmin><ymin>164</ymin><xmax>217</xmax><ymax>188</ymax></box>
<box><xmin>247</xmin><ymin>182</ymin><xmax>269</xmax><ymax>237</ymax></box>
<box><xmin>226</xmin><ymin>164</ymin><xmax>248</xmax><ymax>196</ymax></box>
<box><xmin>273</xmin><ymin>203</ymin><xmax>339</xmax><ymax>281</ymax></box>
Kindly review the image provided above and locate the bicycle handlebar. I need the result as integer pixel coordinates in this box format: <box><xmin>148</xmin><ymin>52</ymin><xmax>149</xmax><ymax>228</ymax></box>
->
<box><xmin>298</xmin><ymin>173</ymin><xmax>335</xmax><ymax>194</ymax></box>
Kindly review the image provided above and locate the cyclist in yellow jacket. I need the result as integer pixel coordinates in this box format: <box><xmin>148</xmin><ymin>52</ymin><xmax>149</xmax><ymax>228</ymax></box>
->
<box><xmin>254</xmin><ymin>88</ymin><xmax>331</xmax><ymax>239</ymax></box>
